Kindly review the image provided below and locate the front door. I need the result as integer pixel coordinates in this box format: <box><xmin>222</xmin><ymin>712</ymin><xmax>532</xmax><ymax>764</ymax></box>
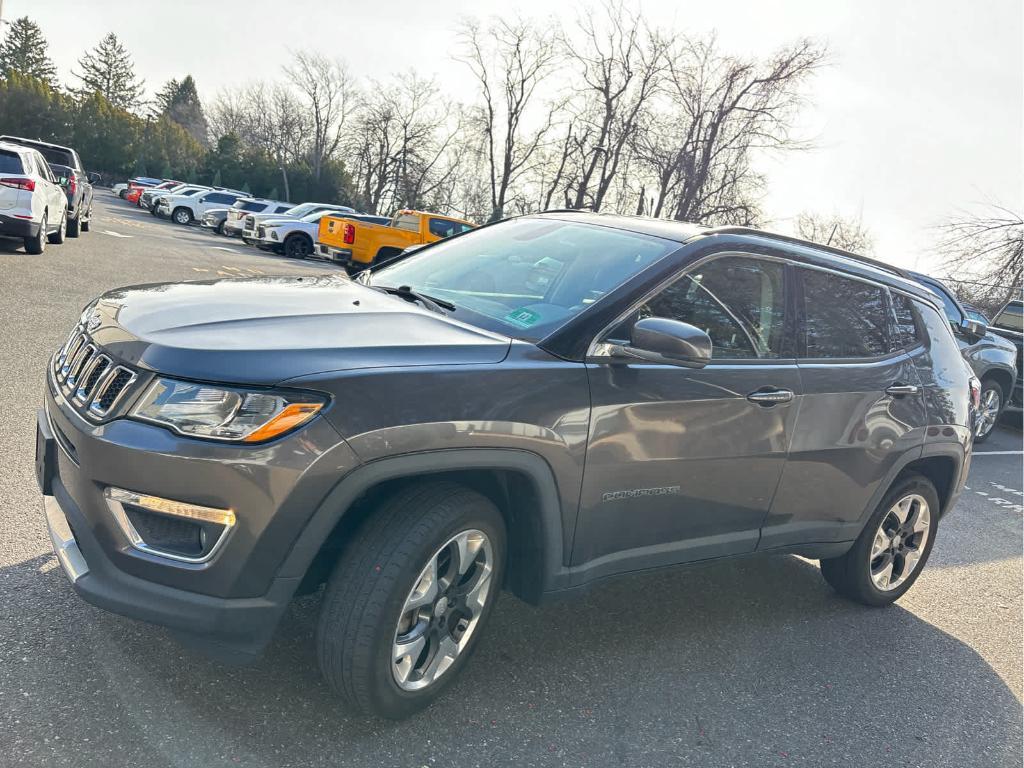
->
<box><xmin>573</xmin><ymin>255</ymin><xmax>800</xmax><ymax>580</ymax></box>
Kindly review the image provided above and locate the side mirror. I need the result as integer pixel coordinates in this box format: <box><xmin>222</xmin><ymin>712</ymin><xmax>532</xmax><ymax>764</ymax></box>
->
<box><xmin>623</xmin><ymin>317</ymin><xmax>713</xmax><ymax>367</ymax></box>
<box><xmin>960</xmin><ymin>317</ymin><xmax>988</xmax><ymax>341</ymax></box>
<box><xmin>87</xmin><ymin>172</ymin><xmax>101</xmax><ymax>184</ymax></box>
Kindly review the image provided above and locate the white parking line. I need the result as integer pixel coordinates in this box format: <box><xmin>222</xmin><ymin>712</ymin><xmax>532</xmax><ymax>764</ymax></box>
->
<box><xmin>101</xmin><ymin>230</ymin><xmax>132</xmax><ymax>238</ymax></box>
<box><xmin>972</xmin><ymin>451</ymin><xmax>1023</xmax><ymax>456</ymax></box>
<box><xmin>211</xmin><ymin>246</ymin><xmax>237</xmax><ymax>253</ymax></box>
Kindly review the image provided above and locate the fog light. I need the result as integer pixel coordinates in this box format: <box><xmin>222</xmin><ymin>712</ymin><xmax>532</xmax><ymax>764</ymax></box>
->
<box><xmin>104</xmin><ymin>487</ymin><xmax>235</xmax><ymax>563</ymax></box>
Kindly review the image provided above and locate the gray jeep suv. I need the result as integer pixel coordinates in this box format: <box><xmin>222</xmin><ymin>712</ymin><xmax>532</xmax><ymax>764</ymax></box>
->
<box><xmin>37</xmin><ymin>213</ymin><xmax>976</xmax><ymax>718</ymax></box>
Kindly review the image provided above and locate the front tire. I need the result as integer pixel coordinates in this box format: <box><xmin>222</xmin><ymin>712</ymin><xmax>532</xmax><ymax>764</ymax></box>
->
<box><xmin>820</xmin><ymin>474</ymin><xmax>938</xmax><ymax>606</ymax></box>
<box><xmin>172</xmin><ymin>207</ymin><xmax>193</xmax><ymax>225</ymax></box>
<box><xmin>283</xmin><ymin>233</ymin><xmax>312</xmax><ymax>258</ymax></box>
<box><xmin>47</xmin><ymin>211</ymin><xmax>67</xmax><ymax>244</ymax></box>
<box><xmin>67</xmin><ymin>211</ymin><xmax>81</xmax><ymax>237</ymax></box>
<box><xmin>974</xmin><ymin>380</ymin><xmax>1004</xmax><ymax>443</ymax></box>
<box><xmin>316</xmin><ymin>481</ymin><xmax>506</xmax><ymax>719</ymax></box>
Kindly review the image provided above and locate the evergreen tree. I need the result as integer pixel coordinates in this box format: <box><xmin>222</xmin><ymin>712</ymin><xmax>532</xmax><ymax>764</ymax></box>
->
<box><xmin>0</xmin><ymin>17</ymin><xmax>59</xmax><ymax>88</ymax></box>
<box><xmin>72</xmin><ymin>32</ymin><xmax>144</xmax><ymax>111</ymax></box>
<box><xmin>153</xmin><ymin>78</ymin><xmax>180</xmax><ymax>115</ymax></box>
<box><xmin>162</xmin><ymin>75</ymin><xmax>208</xmax><ymax>145</ymax></box>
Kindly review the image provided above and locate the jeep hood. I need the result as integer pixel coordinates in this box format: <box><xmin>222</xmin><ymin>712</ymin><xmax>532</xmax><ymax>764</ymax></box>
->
<box><xmin>87</xmin><ymin>275</ymin><xmax>511</xmax><ymax>385</ymax></box>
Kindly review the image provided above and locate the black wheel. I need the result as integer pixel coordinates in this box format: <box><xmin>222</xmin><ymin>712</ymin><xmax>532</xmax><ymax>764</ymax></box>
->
<box><xmin>284</xmin><ymin>233</ymin><xmax>312</xmax><ymax>258</ymax></box>
<box><xmin>316</xmin><ymin>481</ymin><xmax>506</xmax><ymax>719</ymax></box>
<box><xmin>81</xmin><ymin>207</ymin><xmax>92</xmax><ymax>232</ymax></box>
<box><xmin>172</xmin><ymin>207</ymin><xmax>193</xmax><ymax>225</ymax></box>
<box><xmin>215</xmin><ymin>221</ymin><xmax>225</xmax><ymax>235</ymax></box>
<box><xmin>820</xmin><ymin>474</ymin><xmax>938</xmax><ymax>606</ymax></box>
<box><xmin>118</xmin><ymin>190</ymin><xmax>126</xmax><ymax>199</ymax></box>
<box><xmin>67</xmin><ymin>212</ymin><xmax>81</xmax><ymax>238</ymax></box>
<box><xmin>973</xmin><ymin>379</ymin><xmax>1004</xmax><ymax>443</ymax></box>
<box><xmin>25</xmin><ymin>212</ymin><xmax>47</xmax><ymax>254</ymax></box>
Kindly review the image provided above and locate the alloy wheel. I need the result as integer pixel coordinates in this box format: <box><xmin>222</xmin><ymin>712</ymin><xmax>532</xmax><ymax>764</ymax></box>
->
<box><xmin>869</xmin><ymin>493</ymin><xmax>931</xmax><ymax>591</ymax></box>
<box><xmin>975</xmin><ymin>387</ymin><xmax>1001</xmax><ymax>439</ymax></box>
<box><xmin>392</xmin><ymin>529</ymin><xmax>494</xmax><ymax>691</ymax></box>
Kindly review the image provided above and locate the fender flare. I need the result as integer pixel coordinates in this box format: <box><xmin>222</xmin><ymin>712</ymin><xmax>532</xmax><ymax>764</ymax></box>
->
<box><xmin>857</xmin><ymin>439</ymin><xmax>966</xmax><ymax>527</ymax></box>
<box><xmin>274</xmin><ymin>448</ymin><xmax>568</xmax><ymax>594</ymax></box>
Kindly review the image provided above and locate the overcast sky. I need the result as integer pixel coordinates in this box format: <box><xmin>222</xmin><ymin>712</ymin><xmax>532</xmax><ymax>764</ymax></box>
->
<box><xmin>7</xmin><ymin>0</ymin><xmax>1022</xmax><ymax>271</ymax></box>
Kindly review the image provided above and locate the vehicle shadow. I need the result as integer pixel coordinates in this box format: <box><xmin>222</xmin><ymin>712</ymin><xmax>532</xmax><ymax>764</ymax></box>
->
<box><xmin>7</xmin><ymin>551</ymin><xmax>1021</xmax><ymax>767</ymax></box>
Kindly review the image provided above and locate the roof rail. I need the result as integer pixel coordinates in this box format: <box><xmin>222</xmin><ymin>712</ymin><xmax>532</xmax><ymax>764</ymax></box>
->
<box><xmin>706</xmin><ymin>226</ymin><xmax>908</xmax><ymax>278</ymax></box>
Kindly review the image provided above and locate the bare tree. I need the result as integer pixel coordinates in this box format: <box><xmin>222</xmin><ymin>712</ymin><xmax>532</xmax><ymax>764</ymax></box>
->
<box><xmin>632</xmin><ymin>36</ymin><xmax>824</xmax><ymax>225</ymax></box>
<box><xmin>795</xmin><ymin>211</ymin><xmax>873</xmax><ymax>253</ymax></box>
<box><xmin>346</xmin><ymin>74</ymin><xmax>464</xmax><ymax>215</ymax></box>
<box><xmin>458</xmin><ymin>17</ymin><xmax>561</xmax><ymax>222</ymax></box>
<box><xmin>208</xmin><ymin>83</ymin><xmax>308</xmax><ymax>200</ymax></box>
<box><xmin>937</xmin><ymin>206</ymin><xmax>1023</xmax><ymax>311</ymax></box>
<box><xmin>557</xmin><ymin>1</ymin><xmax>668</xmax><ymax>211</ymax></box>
<box><xmin>284</xmin><ymin>52</ymin><xmax>354</xmax><ymax>182</ymax></box>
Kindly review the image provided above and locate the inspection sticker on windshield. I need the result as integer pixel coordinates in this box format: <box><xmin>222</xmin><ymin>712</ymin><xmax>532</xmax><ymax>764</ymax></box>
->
<box><xmin>504</xmin><ymin>307</ymin><xmax>541</xmax><ymax>328</ymax></box>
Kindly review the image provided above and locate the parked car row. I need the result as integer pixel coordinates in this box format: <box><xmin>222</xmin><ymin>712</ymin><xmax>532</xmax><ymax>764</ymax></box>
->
<box><xmin>0</xmin><ymin>135</ymin><xmax>98</xmax><ymax>254</ymax></box>
<box><xmin>110</xmin><ymin>180</ymin><xmax>478</xmax><ymax>271</ymax></box>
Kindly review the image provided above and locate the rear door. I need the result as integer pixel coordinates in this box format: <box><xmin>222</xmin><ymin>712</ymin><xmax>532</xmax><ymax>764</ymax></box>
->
<box><xmin>761</xmin><ymin>267</ymin><xmax>928</xmax><ymax>548</ymax></box>
<box><xmin>575</xmin><ymin>254</ymin><xmax>801</xmax><ymax>577</ymax></box>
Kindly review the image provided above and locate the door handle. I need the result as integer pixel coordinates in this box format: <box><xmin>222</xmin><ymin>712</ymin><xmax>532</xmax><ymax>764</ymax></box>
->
<box><xmin>885</xmin><ymin>383</ymin><xmax>920</xmax><ymax>397</ymax></box>
<box><xmin>746</xmin><ymin>388</ymin><xmax>795</xmax><ymax>406</ymax></box>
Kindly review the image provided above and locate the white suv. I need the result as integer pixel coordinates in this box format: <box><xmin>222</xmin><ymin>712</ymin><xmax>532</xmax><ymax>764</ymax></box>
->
<box><xmin>158</xmin><ymin>190</ymin><xmax>246</xmax><ymax>225</ymax></box>
<box><xmin>0</xmin><ymin>141</ymin><xmax>68</xmax><ymax>254</ymax></box>
<box><xmin>223</xmin><ymin>198</ymin><xmax>293</xmax><ymax>237</ymax></box>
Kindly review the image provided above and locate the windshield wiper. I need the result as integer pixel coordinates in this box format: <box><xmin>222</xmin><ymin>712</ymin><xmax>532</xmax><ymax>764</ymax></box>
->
<box><xmin>373</xmin><ymin>284</ymin><xmax>457</xmax><ymax>313</ymax></box>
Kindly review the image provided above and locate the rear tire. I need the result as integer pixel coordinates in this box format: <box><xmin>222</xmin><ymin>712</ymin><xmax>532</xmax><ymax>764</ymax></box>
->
<box><xmin>67</xmin><ymin>212</ymin><xmax>81</xmax><ymax>238</ymax></box>
<box><xmin>820</xmin><ymin>474</ymin><xmax>939</xmax><ymax>606</ymax></box>
<box><xmin>24</xmin><ymin>212</ymin><xmax>46</xmax><ymax>254</ymax></box>
<box><xmin>316</xmin><ymin>481</ymin><xmax>506</xmax><ymax>719</ymax></box>
<box><xmin>81</xmin><ymin>207</ymin><xmax>92</xmax><ymax>232</ymax></box>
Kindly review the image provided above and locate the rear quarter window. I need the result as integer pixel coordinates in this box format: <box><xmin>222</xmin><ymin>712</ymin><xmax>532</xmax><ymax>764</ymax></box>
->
<box><xmin>891</xmin><ymin>293</ymin><xmax>924</xmax><ymax>349</ymax></box>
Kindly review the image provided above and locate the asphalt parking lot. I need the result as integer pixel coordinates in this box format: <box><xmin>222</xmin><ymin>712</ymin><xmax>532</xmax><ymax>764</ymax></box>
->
<box><xmin>1</xmin><ymin>195</ymin><xmax>1021</xmax><ymax>767</ymax></box>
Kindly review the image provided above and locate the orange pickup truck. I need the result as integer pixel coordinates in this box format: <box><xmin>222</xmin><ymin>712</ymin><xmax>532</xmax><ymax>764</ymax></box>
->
<box><xmin>316</xmin><ymin>209</ymin><xmax>475</xmax><ymax>270</ymax></box>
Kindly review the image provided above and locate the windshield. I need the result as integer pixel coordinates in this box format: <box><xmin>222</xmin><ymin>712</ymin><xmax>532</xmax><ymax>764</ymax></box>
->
<box><xmin>285</xmin><ymin>203</ymin><xmax>318</xmax><ymax>217</ymax></box>
<box><xmin>369</xmin><ymin>217</ymin><xmax>678</xmax><ymax>340</ymax></box>
<box><xmin>993</xmin><ymin>300</ymin><xmax>1023</xmax><ymax>332</ymax></box>
<box><xmin>300</xmin><ymin>210</ymin><xmax>332</xmax><ymax>222</ymax></box>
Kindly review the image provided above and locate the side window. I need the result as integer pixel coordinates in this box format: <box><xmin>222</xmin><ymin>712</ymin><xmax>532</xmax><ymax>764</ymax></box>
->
<box><xmin>801</xmin><ymin>269</ymin><xmax>890</xmax><ymax>358</ymax></box>
<box><xmin>429</xmin><ymin>218</ymin><xmax>461</xmax><ymax>238</ymax></box>
<box><xmin>275</xmin><ymin>205</ymin><xmax>292</xmax><ymax>213</ymax></box>
<box><xmin>611</xmin><ymin>257</ymin><xmax>787</xmax><ymax>359</ymax></box>
<box><xmin>891</xmin><ymin>293</ymin><xmax>924</xmax><ymax>350</ymax></box>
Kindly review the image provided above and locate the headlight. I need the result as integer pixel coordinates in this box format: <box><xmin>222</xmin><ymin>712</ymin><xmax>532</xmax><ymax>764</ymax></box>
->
<box><xmin>130</xmin><ymin>378</ymin><xmax>326</xmax><ymax>442</ymax></box>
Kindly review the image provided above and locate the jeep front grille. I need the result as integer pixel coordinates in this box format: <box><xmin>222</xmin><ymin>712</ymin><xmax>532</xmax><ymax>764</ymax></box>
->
<box><xmin>52</xmin><ymin>328</ymin><xmax>138</xmax><ymax>420</ymax></box>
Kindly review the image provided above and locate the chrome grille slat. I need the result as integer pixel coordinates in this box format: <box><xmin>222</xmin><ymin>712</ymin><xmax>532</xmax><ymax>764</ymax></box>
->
<box><xmin>51</xmin><ymin>327</ymin><xmax>139</xmax><ymax>421</ymax></box>
<box><xmin>65</xmin><ymin>344</ymin><xmax>96</xmax><ymax>388</ymax></box>
<box><xmin>89</xmin><ymin>367</ymin><xmax>137</xmax><ymax>416</ymax></box>
<box><xmin>74</xmin><ymin>355</ymin><xmax>110</xmax><ymax>404</ymax></box>
<box><xmin>59</xmin><ymin>334</ymin><xmax>86</xmax><ymax>379</ymax></box>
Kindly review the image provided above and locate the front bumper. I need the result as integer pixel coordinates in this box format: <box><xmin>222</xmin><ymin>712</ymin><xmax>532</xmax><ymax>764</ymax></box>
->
<box><xmin>37</xmin><ymin>369</ymin><xmax>359</xmax><ymax>659</ymax></box>
<box><xmin>0</xmin><ymin>214</ymin><xmax>39</xmax><ymax>239</ymax></box>
<box><xmin>42</xmin><ymin>476</ymin><xmax>295</xmax><ymax>661</ymax></box>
